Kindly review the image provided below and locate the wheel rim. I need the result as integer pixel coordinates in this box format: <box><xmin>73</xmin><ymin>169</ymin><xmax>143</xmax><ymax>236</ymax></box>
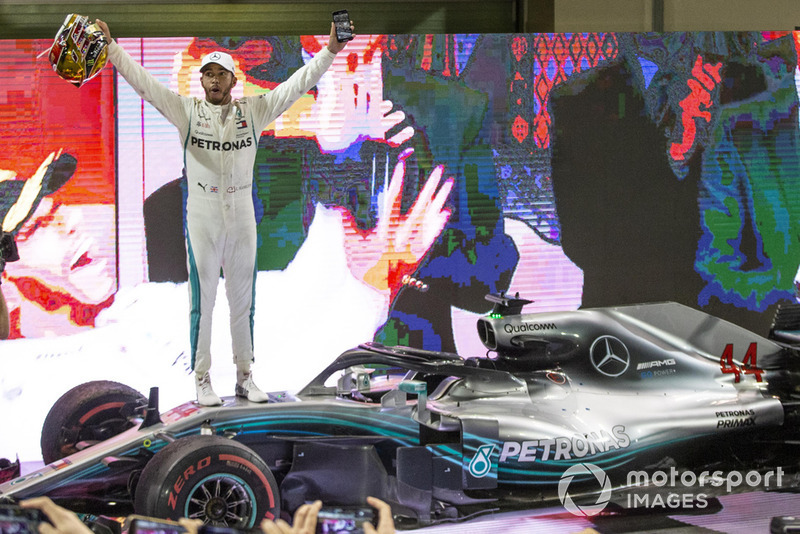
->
<box><xmin>185</xmin><ymin>474</ymin><xmax>257</xmax><ymax>528</ymax></box>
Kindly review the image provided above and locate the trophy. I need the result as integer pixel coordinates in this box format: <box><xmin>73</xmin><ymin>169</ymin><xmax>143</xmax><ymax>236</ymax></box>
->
<box><xmin>47</xmin><ymin>14</ymin><xmax>108</xmax><ymax>87</ymax></box>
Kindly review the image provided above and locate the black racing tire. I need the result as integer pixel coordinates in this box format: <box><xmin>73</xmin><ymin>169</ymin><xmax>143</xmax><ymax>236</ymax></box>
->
<box><xmin>134</xmin><ymin>435</ymin><xmax>281</xmax><ymax>528</ymax></box>
<box><xmin>41</xmin><ymin>380</ymin><xmax>147</xmax><ymax>465</ymax></box>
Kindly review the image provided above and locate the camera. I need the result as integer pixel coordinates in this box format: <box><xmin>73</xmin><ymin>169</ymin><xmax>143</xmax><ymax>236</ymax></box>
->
<box><xmin>0</xmin><ymin>504</ymin><xmax>48</xmax><ymax>534</ymax></box>
<box><xmin>316</xmin><ymin>506</ymin><xmax>375</xmax><ymax>534</ymax></box>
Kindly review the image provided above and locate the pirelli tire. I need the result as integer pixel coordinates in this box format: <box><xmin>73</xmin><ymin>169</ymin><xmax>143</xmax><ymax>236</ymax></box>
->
<box><xmin>134</xmin><ymin>435</ymin><xmax>281</xmax><ymax>528</ymax></box>
<box><xmin>40</xmin><ymin>380</ymin><xmax>147</xmax><ymax>465</ymax></box>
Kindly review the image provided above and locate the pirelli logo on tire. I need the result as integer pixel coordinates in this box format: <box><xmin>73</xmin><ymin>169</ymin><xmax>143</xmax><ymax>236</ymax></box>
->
<box><xmin>137</xmin><ymin>435</ymin><xmax>281</xmax><ymax>527</ymax></box>
<box><xmin>169</xmin><ymin>455</ymin><xmax>212</xmax><ymax>509</ymax></box>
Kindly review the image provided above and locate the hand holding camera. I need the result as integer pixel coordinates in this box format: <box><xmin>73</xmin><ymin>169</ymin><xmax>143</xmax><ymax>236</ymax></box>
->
<box><xmin>10</xmin><ymin>495</ymin><xmax>395</xmax><ymax>534</ymax></box>
<box><xmin>0</xmin><ymin>503</ymin><xmax>49</xmax><ymax>534</ymax></box>
<box><xmin>259</xmin><ymin>497</ymin><xmax>393</xmax><ymax>534</ymax></box>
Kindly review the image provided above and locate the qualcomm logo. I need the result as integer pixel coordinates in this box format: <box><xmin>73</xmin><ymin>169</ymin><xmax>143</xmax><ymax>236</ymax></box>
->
<box><xmin>468</xmin><ymin>444</ymin><xmax>495</xmax><ymax>478</ymax></box>
<box><xmin>558</xmin><ymin>462</ymin><xmax>612</xmax><ymax>516</ymax></box>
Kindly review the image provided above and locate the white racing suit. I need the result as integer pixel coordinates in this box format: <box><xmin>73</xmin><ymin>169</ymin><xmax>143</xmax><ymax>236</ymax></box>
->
<box><xmin>108</xmin><ymin>41</ymin><xmax>336</xmax><ymax>375</ymax></box>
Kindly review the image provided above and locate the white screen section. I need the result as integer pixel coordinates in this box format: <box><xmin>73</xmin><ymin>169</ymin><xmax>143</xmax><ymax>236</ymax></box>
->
<box><xmin>116</xmin><ymin>37</ymin><xmax>195</xmax><ymax>286</ymax></box>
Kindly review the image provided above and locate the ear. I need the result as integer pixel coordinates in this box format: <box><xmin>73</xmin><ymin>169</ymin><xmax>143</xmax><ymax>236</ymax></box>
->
<box><xmin>231</xmin><ymin>75</ymin><xmax>238</xmax><ymax>88</ymax></box>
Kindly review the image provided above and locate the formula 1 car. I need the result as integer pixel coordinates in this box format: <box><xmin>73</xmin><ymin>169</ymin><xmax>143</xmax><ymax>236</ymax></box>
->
<box><xmin>2</xmin><ymin>294</ymin><xmax>800</xmax><ymax>528</ymax></box>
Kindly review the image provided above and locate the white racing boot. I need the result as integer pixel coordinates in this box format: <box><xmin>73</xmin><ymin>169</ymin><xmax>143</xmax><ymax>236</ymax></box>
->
<box><xmin>236</xmin><ymin>367</ymin><xmax>269</xmax><ymax>403</ymax></box>
<box><xmin>195</xmin><ymin>372</ymin><xmax>222</xmax><ymax>406</ymax></box>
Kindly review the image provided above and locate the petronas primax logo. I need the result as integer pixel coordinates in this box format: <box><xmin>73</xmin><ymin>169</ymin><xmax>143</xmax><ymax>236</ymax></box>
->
<box><xmin>468</xmin><ymin>444</ymin><xmax>495</xmax><ymax>478</ymax></box>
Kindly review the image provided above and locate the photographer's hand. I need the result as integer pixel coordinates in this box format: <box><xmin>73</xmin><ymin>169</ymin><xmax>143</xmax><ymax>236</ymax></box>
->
<box><xmin>177</xmin><ymin>517</ymin><xmax>203</xmax><ymax>534</ymax></box>
<box><xmin>362</xmin><ymin>497</ymin><xmax>395</xmax><ymax>534</ymax></box>
<box><xmin>261</xmin><ymin>500</ymin><xmax>321</xmax><ymax>534</ymax></box>
<box><xmin>20</xmin><ymin>496</ymin><xmax>93</xmax><ymax>534</ymax></box>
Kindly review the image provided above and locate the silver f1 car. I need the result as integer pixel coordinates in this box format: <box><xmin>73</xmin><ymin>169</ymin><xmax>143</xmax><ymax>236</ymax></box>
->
<box><xmin>1</xmin><ymin>294</ymin><xmax>799</xmax><ymax>528</ymax></box>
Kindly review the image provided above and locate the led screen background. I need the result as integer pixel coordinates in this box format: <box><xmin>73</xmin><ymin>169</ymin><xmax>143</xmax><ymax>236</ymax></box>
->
<box><xmin>1</xmin><ymin>31</ymin><xmax>799</xmax><ymax>462</ymax></box>
<box><xmin>549</xmin><ymin>31</ymin><xmax>800</xmax><ymax>337</ymax></box>
<box><xmin>111</xmin><ymin>32</ymin><xmax>584</xmax><ymax>359</ymax></box>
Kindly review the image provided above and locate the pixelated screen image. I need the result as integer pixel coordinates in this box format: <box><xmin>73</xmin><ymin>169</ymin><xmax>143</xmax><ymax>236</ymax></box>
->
<box><xmin>0</xmin><ymin>39</ymin><xmax>117</xmax><ymax>339</ymax></box>
<box><xmin>2</xmin><ymin>31</ymin><xmax>800</xmax><ymax>462</ymax></box>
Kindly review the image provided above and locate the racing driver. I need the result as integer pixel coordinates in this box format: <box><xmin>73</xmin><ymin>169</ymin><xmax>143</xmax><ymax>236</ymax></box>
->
<box><xmin>96</xmin><ymin>19</ymin><xmax>354</xmax><ymax>406</ymax></box>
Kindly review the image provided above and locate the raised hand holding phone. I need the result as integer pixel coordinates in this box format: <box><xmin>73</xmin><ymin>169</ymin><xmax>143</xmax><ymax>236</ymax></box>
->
<box><xmin>332</xmin><ymin>10</ymin><xmax>354</xmax><ymax>42</ymax></box>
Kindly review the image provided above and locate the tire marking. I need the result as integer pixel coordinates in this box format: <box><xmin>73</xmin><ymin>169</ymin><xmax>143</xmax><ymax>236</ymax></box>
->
<box><xmin>78</xmin><ymin>401</ymin><xmax>125</xmax><ymax>424</ymax></box>
<box><xmin>219</xmin><ymin>453</ymin><xmax>276</xmax><ymax>507</ymax></box>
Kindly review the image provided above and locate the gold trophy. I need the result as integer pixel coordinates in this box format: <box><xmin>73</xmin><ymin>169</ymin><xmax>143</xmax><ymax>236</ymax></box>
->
<box><xmin>47</xmin><ymin>14</ymin><xmax>108</xmax><ymax>87</ymax></box>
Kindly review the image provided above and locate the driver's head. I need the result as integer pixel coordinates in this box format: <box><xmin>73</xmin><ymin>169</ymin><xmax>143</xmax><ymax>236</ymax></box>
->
<box><xmin>199</xmin><ymin>51</ymin><xmax>238</xmax><ymax>105</ymax></box>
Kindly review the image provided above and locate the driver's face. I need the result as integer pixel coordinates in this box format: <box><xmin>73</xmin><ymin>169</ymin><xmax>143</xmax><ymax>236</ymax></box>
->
<box><xmin>201</xmin><ymin>65</ymin><xmax>237</xmax><ymax>105</ymax></box>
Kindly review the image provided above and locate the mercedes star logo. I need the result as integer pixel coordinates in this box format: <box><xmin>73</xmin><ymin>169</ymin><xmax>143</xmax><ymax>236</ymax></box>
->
<box><xmin>589</xmin><ymin>335</ymin><xmax>630</xmax><ymax>377</ymax></box>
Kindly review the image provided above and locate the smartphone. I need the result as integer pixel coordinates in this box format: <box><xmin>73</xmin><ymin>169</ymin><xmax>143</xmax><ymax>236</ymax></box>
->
<box><xmin>332</xmin><ymin>10</ymin><xmax>353</xmax><ymax>43</ymax></box>
<box><xmin>127</xmin><ymin>516</ymin><xmax>186</xmax><ymax>534</ymax></box>
<box><xmin>315</xmin><ymin>506</ymin><xmax>374</xmax><ymax>534</ymax></box>
<box><xmin>0</xmin><ymin>504</ymin><xmax>47</xmax><ymax>534</ymax></box>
